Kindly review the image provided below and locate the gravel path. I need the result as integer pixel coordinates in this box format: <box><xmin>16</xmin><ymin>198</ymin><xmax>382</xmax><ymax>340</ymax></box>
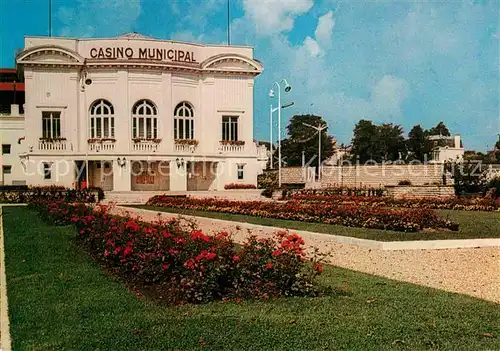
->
<box><xmin>112</xmin><ymin>206</ymin><xmax>500</xmax><ymax>304</ymax></box>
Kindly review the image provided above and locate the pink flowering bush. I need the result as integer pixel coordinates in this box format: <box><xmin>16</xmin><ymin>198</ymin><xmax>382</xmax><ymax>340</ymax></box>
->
<box><xmin>30</xmin><ymin>200</ymin><xmax>325</xmax><ymax>304</ymax></box>
<box><xmin>146</xmin><ymin>196</ymin><xmax>459</xmax><ymax>232</ymax></box>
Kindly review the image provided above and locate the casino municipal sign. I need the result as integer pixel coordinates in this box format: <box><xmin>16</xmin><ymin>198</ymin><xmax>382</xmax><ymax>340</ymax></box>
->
<box><xmin>89</xmin><ymin>47</ymin><xmax>197</xmax><ymax>63</ymax></box>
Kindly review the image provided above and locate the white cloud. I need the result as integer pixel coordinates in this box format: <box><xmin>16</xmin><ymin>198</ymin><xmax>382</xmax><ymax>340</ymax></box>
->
<box><xmin>370</xmin><ymin>75</ymin><xmax>410</xmax><ymax>118</ymax></box>
<box><xmin>303</xmin><ymin>36</ymin><xmax>322</xmax><ymax>57</ymax></box>
<box><xmin>315</xmin><ymin>11</ymin><xmax>335</xmax><ymax>44</ymax></box>
<box><xmin>58</xmin><ymin>0</ymin><xmax>141</xmax><ymax>38</ymax></box>
<box><xmin>241</xmin><ymin>0</ymin><xmax>313</xmax><ymax>34</ymax></box>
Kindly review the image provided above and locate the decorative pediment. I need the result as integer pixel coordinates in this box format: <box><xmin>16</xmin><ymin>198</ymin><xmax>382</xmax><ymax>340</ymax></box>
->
<box><xmin>201</xmin><ymin>54</ymin><xmax>263</xmax><ymax>75</ymax></box>
<box><xmin>17</xmin><ymin>45</ymin><xmax>84</xmax><ymax>66</ymax></box>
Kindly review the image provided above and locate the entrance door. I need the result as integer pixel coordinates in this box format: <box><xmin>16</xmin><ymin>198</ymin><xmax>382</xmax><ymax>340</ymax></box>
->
<box><xmin>187</xmin><ymin>162</ymin><xmax>217</xmax><ymax>191</ymax></box>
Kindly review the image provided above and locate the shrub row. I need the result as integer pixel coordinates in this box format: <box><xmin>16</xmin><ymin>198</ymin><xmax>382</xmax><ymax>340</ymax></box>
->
<box><xmin>224</xmin><ymin>183</ymin><xmax>257</xmax><ymax>190</ymax></box>
<box><xmin>0</xmin><ymin>186</ymin><xmax>104</xmax><ymax>204</ymax></box>
<box><xmin>282</xmin><ymin>187</ymin><xmax>387</xmax><ymax>199</ymax></box>
<box><xmin>146</xmin><ymin>196</ymin><xmax>459</xmax><ymax>232</ymax></box>
<box><xmin>281</xmin><ymin>193</ymin><xmax>500</xmax><ymax>212</ymax></box>
<box><xmin>28</xmin><ymin>200</ymin><xmax>324</xmax><ymax>304</ymax></box>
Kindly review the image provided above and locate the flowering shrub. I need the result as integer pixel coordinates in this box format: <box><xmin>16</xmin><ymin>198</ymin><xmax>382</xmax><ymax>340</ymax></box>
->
<box><xmin>29</xmin><ymin>201</ymin><xmax>325</xmax><ymax>304</ymax></box>
<box><xmin>224</xmin><ymin>183</ymin><xmax>257</xmax><ymax>190</ymax></box>
<box><xmin>281</xmin><ymin>193</ymin><xmax>500</xmax><ymax>212</ymax></box>
<box><xmin>219</xmin><ymin>140</ymin><xmax>245</xmax><ymax>146</ymax></box>
<box><xmin>132</xmin><ymin>138</ymin><xmax>162</xmax><ymax>143</ymax></box>
<box><xmin>174</xmin><ymin>139</ymin><xmax>199</xmax><ymax>146</ymax></box>
<box><xmin>87</xmin><ymin>138</ymin><xmax>116</xmax><ymax>143</ymax></box>
<box><xmin>0</xmin><ymin>186</ymin><xmax>103</xmax><ymax>204</ymax></box>
<box><xmin>282</xmin><ymin>187</ymin><xmax>387</xmax><ymax>199</ymax></box>
<box><xmin>146</xmin><ymin>196</ymin><xmax>459</xmax><ymax>232</ymax></box>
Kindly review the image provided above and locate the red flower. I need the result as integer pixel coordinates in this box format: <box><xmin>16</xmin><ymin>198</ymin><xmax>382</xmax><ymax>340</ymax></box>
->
<box><xmin>266</xmin><ymin>262</ymin><xmax>273</xmax><ymax>270</ymax></box>
<box><xmin>104</xmin><ymin>250</ymin><xmax>110</xmax><ymax>257</ymax></box>
<box><xmin>125</xmin><ymin>220</ymin><xmax>140</xmax><ymax>232</ymax></box>
<box><xmin>313</xmin><ymin>263</ymin><xmax>323</xmax><ymax>274</ymax></box>
<box><xmin>123</xmin><ymin>246</ymin><xmax>133</xmax><ymax>256</ymax></box>
<box><xmin>162</xmin><ymin>263</ymin><xmax>169</xmax><ymax>271</ymax></box>
<box><xmin>162</xmin><ymin>231</ymin><xmax>172</xmax><ymax>238</ymax></box>
<box><xmin>207</xmin><ymin>252</ymin><xmax>216</xmax><ymax>260</ymax></box>
<box><xmin>271</xmin><ymin>249</ymin><xmax>282</xmax><ymax>257</ymax></box>
<box><xmin>190</xmin><ymin>230</ymin><xmax>210</xmax><ymax>242</ymax></box>
<box><xmin>233</xmin><ymin>255</ymin><xmax>240</xmax><ymax>262</ymax></box>
<box><xmin>184</xmin><ymin>258</ymin><xmax>196</xmax><ymax>270</ymax></box>
<box><xmin>113</xmin><ymin>247</ymin><xmax>122</xmax><ymax>255</ymax></box>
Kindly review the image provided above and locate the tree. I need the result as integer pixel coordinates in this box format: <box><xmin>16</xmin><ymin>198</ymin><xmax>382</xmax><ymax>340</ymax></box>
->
<box><xmin>280</xmin><ymin>114</ymin><xmax>334</xmax><ymax>167</ymax></box>
<box><xmin>378</xmin><ymin>123</ymin><xmax>406</xmax><ymax>161</ymax></box>
<box><xmin>428</xmin><ymin>121</ymin><xmax>450</xmax><ymax>136</ymax></box>
<box><xmin>495</xmin><ymin>135</ymin><xmax>500</xmax><ymax>150</ymax></box>
<box><xmin>407</xmin><ymin>124</ymin><xmax>430</xmax><ymax>161</ymax></box>
<box><xmin>350</xmin><ymin>120</ymin><xmax>406</xmax><ymax>163</ymax></box>
<box><xmin>350</xmin><ymin>120</ymin><xmax>379</xmax><ymax>163</ymax></box>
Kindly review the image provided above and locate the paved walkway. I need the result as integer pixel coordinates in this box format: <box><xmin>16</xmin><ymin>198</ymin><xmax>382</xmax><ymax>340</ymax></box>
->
<box><xmin>103</xmin><ymin>189</ymin><xmax>269</xmax><ymax>205</ymax></box>
<box><xmin>112</xmin><ymin>206</ymin><xmax>500</xmax><ymax>304</ymax></box>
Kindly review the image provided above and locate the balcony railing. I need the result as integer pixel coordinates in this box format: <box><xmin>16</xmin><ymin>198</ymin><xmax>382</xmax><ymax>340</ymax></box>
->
<box><xmin>219</xmin><ymin>141</ymin><xmax>245</xmax><ymax>153</ymax></box>
<box><xmin>88</xmin><ymin>139</ymin><xmax>116</xmax><ymax>152</ymax></box>
<box><xmin>132</xmin><ymin>139</ymin><xmax>160</xmax><ymax>152</ymax></box>
<box><xmin>38</xmin><ymin>139</ymin><xmax>70</xmax><ymax>152</ymax></box>
<box><xmin>174</xmin><ymin>140</ymin><xmax>199</xmax><ymax>153</ymax></box>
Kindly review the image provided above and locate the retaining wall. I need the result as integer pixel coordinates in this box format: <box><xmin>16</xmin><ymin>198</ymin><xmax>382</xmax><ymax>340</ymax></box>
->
<box><xmin>386</xmin><ymin>185</ymin><xmax>455</xmax><ymax>198</ymax></box>
<box><xmin>320</xmin><ymin>164</ymin><xmax>449</xmax><ymax>187</ymax></box>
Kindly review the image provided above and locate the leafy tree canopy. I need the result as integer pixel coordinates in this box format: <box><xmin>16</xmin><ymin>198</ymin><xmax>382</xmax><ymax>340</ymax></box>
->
<box><xmin>280</xmin><ymin>114</ymin><xmax>335</xmax><ymax>167</ymax></box>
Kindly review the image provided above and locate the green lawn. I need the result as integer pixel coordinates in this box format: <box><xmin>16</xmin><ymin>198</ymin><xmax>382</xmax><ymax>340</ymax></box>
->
<box><xmin>133</xmin><ymin>206</ymin><xmax>500</xmax><ymax>241</ymax></box>
<box><xmin>3</xmin><ymin>206</ymin><xmax>500</xmax><ymax>350</ymax></box>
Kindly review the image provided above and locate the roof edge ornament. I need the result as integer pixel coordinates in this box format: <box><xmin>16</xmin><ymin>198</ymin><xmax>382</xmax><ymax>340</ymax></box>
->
<box><xmin>16</xmin><ymin>45</ymin><xmax>85</xmax><ymax>65</ymax></box>
<box><xmin>118</xmin><ymin>32</ymin><xmax>152</xmax><ymax>39</ymax></box>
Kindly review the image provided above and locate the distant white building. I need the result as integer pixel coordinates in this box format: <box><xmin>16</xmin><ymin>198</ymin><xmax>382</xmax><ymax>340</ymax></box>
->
<box><xmin>0</xmin><ymin>33</ymin><xmax>268</xmax><ymax>190</ymax></box>
<box><xmin>429</xmin><ymin>134</ymin><xmax>464</xmax><ymax>163</ymax></box>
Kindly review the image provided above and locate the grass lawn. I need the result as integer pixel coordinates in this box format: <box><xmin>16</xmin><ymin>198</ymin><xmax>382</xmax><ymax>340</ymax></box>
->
<box><xmin>132</xmin><ymin>205</ymin><xmax>500</xmax><ymax>241</ymax></box>
<box><xmin>3</xmin><ymin>206</ymin><xmax>500</xmax><ymax>350</ymax></box>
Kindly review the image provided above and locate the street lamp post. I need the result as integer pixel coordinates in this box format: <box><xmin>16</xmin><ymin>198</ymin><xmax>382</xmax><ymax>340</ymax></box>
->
<box><xmin>269</xmin><ymin>104</ymin><xmax>279</xmax><ymax>169</ymax></box>
<box><xmin>269</xmin><ymin>79</ymin><xmax>292</xmax><ymax>187</ymax></box>
<box><xmin>302</xmin><ymin>122</ymin><xmax>327</xmax><ymax>183</ymax></box>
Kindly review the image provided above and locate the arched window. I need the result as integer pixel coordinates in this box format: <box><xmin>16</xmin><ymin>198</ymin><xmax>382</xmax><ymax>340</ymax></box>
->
<box><xmin>89</xmin><ymin>99</ymin><xmax>114</xmax><ymax>139</ymax></box>
<box><xmin>132</xmin><ymin>100</ymin><xmax>158</xmax><ymax>139</ymax></box>
<box><xmin>174</xmin><ymin>102</ymin><xmax>194</xmax><ymax>140</ymax></box>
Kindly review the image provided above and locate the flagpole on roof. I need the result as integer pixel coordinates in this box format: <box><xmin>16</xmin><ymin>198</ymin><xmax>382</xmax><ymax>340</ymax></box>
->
<box><xmin>48</xmin><ymin>0</ymin><xmax>52</xmax><ymax>36</ymax></box>
<box><xmin>227</xmin><ymin>0</ymin><xmax>231</xmax><ymax>45</ymax></box>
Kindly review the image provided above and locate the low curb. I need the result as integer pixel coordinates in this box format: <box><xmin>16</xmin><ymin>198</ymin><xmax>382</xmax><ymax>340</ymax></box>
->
<box><xmin>0</xmin><ymin>206</ymin><xmax>12</xmax><ymax>351</ymax></box>
<box><xmin>117</xmin><ymin>206</ymin><xmax>500</xmax><ymax>251</ymax></box>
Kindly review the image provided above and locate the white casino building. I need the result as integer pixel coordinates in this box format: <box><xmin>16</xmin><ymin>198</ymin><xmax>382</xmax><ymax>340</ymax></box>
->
<box><xmin>1</xmin><ymin>33</ymin><xmax>268</xmax><ymax>191</ymax></box>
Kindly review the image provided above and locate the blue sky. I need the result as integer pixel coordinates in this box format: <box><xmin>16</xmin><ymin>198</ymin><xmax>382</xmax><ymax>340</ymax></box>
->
<box><xmin>1</xmin><ymin>0</ymin><xmax>498</xmax><ymax>151</ymax></box>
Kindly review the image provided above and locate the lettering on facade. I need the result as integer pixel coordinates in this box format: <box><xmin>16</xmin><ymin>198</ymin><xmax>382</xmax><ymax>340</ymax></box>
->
<box><xmin>136</xmin><ymin>174</ymin><xmax>155</xmax><ymax>184</ymax></box>
<box><xmin>89</xmin><ymin>47</ymin><xmax>197</xmax><ymax>63</ymax></box>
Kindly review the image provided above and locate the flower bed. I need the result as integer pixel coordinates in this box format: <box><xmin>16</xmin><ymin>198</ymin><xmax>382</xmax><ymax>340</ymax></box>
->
<box><xmin>0</xmin><ymin>186</ymin><xmax>103</xmax><ymax>204</ymax></box>
<box><xmin>28</xmin><ymin>200</ymin><xmax>324</xmax><ymax>304</ymax></box>
<box><xmin>146</xmin><ymin>196</ymin><xmax>459</xmax><ymax>232</ymax></box>
<box><xmin>282</xmin><ymin>187</ymin><xmax>387</xmax><ymax>199</ymax></box>
<box><xmin>281</xmin><ymin>193</ymin><xmax>500</xmax><ymax>212</ymax></box>
<box><xmin>224</xmin><ymin>183</ymin><xmax>257</xmax><ymax>190</ymax></box>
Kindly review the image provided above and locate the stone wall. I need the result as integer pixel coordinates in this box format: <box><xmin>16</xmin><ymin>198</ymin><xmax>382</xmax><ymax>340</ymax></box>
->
<box><xmin>386</xmin><ymin>185</ymin><xmax>455</xmax><ymax>198</ymax></box>
<box><xmin>320</xmin><ymin>164</ymin><xmax>449</xmax><ymax>187</ymax></box>
<box><xmin>281</xmin><ymin>167</ymin><xmax>315</xmax><ymax>184</ymax></box>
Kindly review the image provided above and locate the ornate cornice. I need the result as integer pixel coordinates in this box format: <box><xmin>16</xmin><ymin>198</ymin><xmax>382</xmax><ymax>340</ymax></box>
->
<box><xmin>17</xmin><ymin>46</ymin><xmax>263</xmax><ymax>77</ymax></box>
